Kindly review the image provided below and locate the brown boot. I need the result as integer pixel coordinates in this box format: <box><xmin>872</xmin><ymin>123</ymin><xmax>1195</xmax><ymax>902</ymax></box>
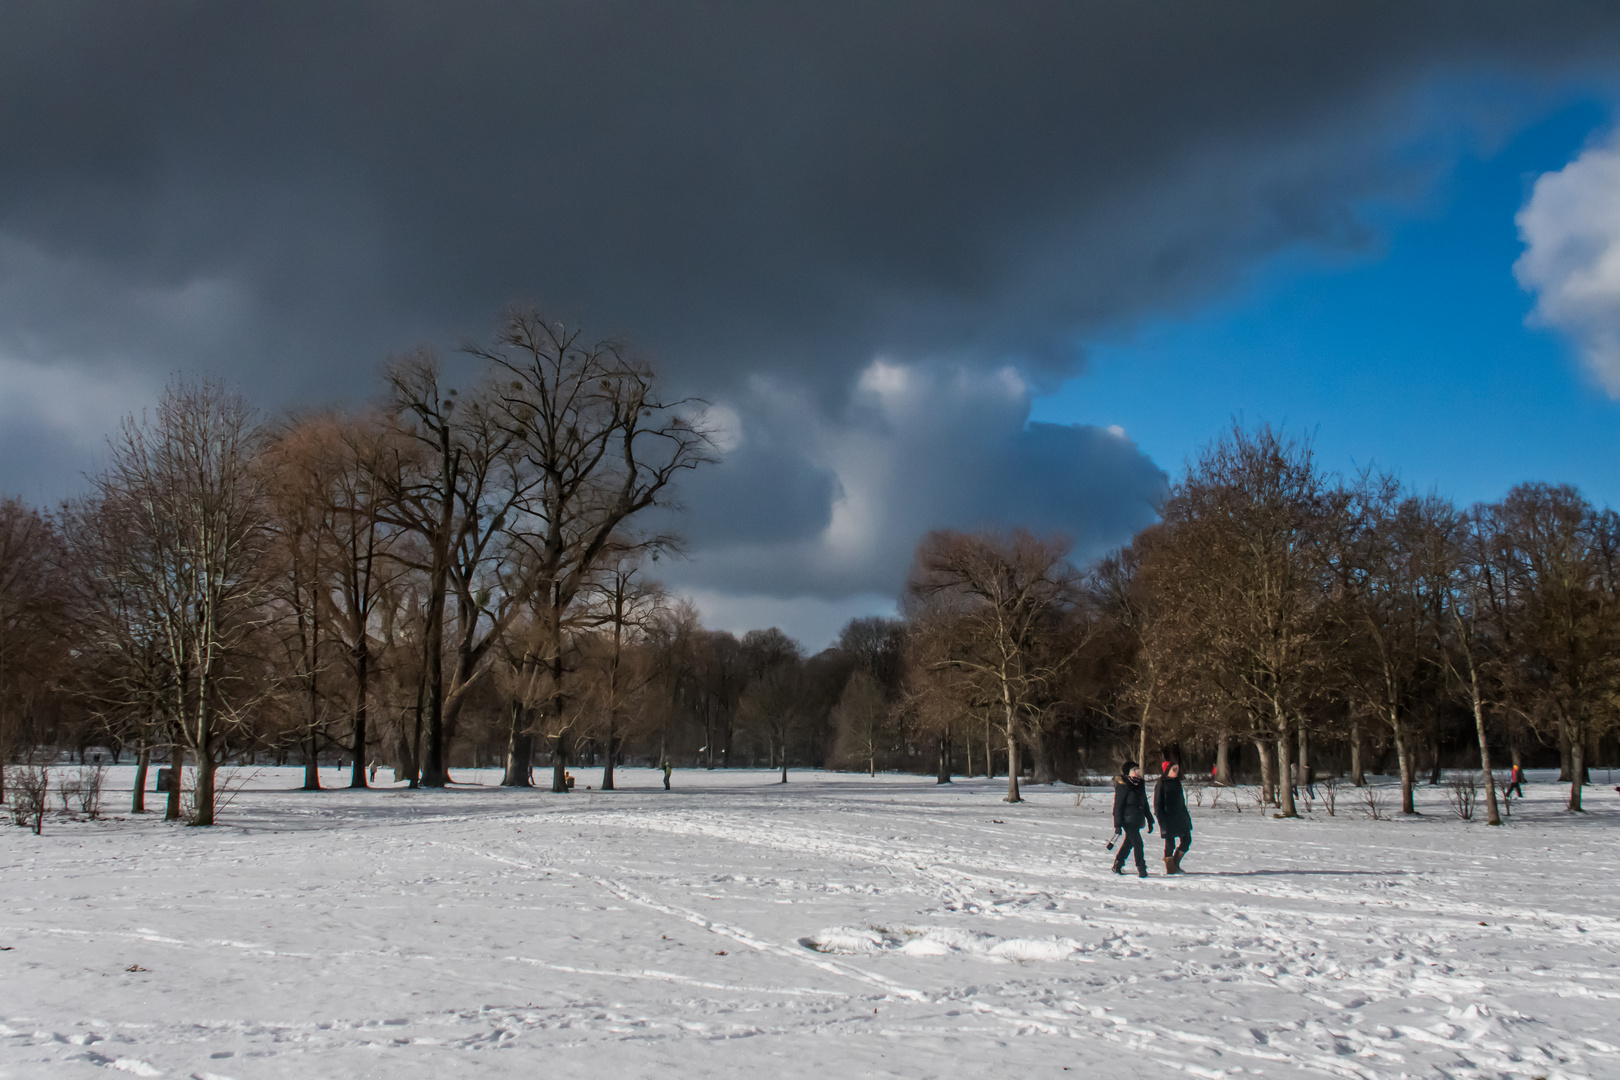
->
<box><xmin>1163</xmin><ymin>857</ymin><xmax>1174</xmax><ymax>875</ymax></box>
<box><xmin>1169</xmin><ymin>852</ymin><xmax>1184</xmax><ymax>874</ymax></box>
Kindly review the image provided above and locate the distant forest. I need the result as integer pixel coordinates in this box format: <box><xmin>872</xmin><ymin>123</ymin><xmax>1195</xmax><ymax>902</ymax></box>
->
<box><xmin>1</xmin><ymin>312</ymin><xmax>1615</xmax><ymax>825</ymax></box>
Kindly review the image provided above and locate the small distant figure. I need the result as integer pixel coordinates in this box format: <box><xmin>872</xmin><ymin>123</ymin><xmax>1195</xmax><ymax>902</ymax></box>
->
<box><xmin>1154</xmin><ymin>762</ymin><xmax>1192</xmax><ymax>875</ymax></box>
<box><xmin>1507</xmin><ymin>765</ymin><xmax>1525</xmax><ymax>798</ymax></box>
<box><xmin>662</xmin><ymin>760</ymin><xmax>673</xmax><ymax>791</ymax></box>
<box><xmin>564</xmin><ymin>770</ymin><xmax>575</xmax><ymax>791</ymax></box>
<box><xmin>1304</xmin><ymin>763</ymin><xmax>1317</xmax><ymax>800</ymax></box>
<box><xmin>368</xmin><ymin>760</ymin><xmax>378</xmax><ymax>783</ymax></box>
<box><xmin>1111</xmin><ymin>760</ymin><xmax>1154</xmax><ymax>878</ymax></box>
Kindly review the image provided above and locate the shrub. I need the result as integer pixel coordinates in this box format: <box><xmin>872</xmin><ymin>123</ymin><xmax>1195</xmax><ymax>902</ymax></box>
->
<box><xmin>1445</xmin><ymin>771</ymin><xmax>1478</xmax><ymax>821</ymax></box>
<box><xmin>7</xmin><ymin>765</ymin><xmax>49</xmax><ymax>834</ymax></box>
<box><xmin>76</xmin><ymin>764</ymin><xmax>106</xmax><ymax>820</ymax></box>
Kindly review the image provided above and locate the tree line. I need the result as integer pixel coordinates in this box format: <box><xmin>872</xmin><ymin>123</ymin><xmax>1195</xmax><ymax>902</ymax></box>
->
<box><xmin>0</xmin><ymin>318</ymin><xmax>1614</xmax><ymax>824</ymax></box>
<box><xmin>901</xmin><ymin>426</ymin><xmax>1619</xmax><ymax>822</ymax></box>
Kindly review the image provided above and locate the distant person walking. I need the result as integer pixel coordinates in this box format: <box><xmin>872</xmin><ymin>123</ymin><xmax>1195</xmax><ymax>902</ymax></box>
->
<box><xmin>662</xmin><ymin>760</ymin><xmax>673</xmax><ymax>791</ymax></box>
<box><xmin>1154</xmin><ymin>763</ymin><xmax>1192</xmax><ymax>874</ymax></box>
<box><xmin>1507</xmin><ymin>765</ymin><xmax>1525</xmax><ymax>798</ymax></box>
<box><xmin>1111</xmin><ymin>760</ymin><xmax>1154</xmax><ymax>878</ymax></box>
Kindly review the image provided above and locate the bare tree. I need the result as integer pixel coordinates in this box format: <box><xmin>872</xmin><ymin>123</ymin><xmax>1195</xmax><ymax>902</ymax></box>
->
<box><xmin>831</xmin><ymin>670</ymin><xmax>888</xmax><ymax>775</ymax></box>
<box><xmin>1492</xmin><ymin>484</ymin><xmax>1619</xmax><ymax>812</ymax></box>
<box><xmin>1164</xmin><ymin>426</ymin><xmax>1332</xmax><ymax>818</ymax></box>
<box><xmin>737</xmin><ymin>654</ymin><xmax>806</xmax><ymax>783</ymax></box>
<box><xmin>1431</xmin><ymin>501</ymin><xmax>1508</xmax><ymax>826</ymax></box>
<box><xmin>96</xmin><ymin>380</ymin><xmax>271</xmax><ymax>825</ymax></box>
<box><xmin>1334</xmin><ymin>475</ymin><xmax>1441</xmax><ymax>815</ymax></box>
<box><xmin>579</xmin><ymin>547</ymin><xmax>666</xmax><ymax>790</ymax></box>
<box><xmin>0</xmin><ymin>500</ymin><xmax>68</xmax><ymax>804</ymax></box>
<box><xmin>475</xmin><ymin>311</ymin><xmax>715</xmax><ymax>791</ymax></box>
<box><xmin>907</xmin><ymin>528</ymin><xmax>1076</xmax><ymax>804</ymax></box>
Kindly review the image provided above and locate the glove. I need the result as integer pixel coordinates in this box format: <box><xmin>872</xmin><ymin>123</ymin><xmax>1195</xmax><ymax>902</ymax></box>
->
<box><xmin>1147</xmin><ymin>822</ymin><xmax>1154</xmax><ymax>834</ymax></box>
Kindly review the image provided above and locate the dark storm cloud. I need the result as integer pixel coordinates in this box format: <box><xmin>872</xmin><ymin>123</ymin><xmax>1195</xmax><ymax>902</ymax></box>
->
<box><xmin>2</xmin><ymin>2</ymin><xmax>1618</xmax><ymax>605</ymax></box>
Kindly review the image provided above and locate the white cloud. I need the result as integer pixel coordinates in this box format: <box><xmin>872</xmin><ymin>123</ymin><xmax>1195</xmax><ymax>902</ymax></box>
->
<box><xmin>1515</xmin><ymin>131</ymin><xmax>1620</xmax><ymax>396</ymax></box>
<box><xmin>662</xmin><ymin>357</ymin><xmax>1166</xmax><ymax>602</ymax></box>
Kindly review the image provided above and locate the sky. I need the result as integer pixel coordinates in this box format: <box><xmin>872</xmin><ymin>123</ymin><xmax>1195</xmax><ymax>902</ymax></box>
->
<box><xmin>4</xmin><ymin>3</ymin><xmax>1620</xmax><ymax>649</ymax></box>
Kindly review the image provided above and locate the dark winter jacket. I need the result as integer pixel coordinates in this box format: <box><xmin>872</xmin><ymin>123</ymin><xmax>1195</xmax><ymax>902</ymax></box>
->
<box><xmin>1113</xmin><ymin>776</ymin><xmax>1154</xmax><ymax>831</ymax></box>
<box><xmin>1153</xmin><ymin>775</ymin><xmax>1192</xmax><ymax>836</ymax></box>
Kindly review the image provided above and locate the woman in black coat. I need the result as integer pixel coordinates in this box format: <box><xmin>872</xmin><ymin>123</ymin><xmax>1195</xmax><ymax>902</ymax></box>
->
<box><xmin>1153</xmin><ymin>763</ymin><xmax>1192</xmax><ymax>874</ymax></box>
<box><xmin>1111</xmin><ymin>761</ymin><xmax>1154</xmax><ymax>877</ymax></box>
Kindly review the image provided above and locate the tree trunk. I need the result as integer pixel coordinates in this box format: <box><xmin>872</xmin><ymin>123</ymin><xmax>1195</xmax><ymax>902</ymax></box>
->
<box><xmin>421</xmin><ymin>603</ymin><xmax>449</xmax><ymax>787</ymax></box>
<box><xmin>936</xmin><ymin>733</ymin><xmax>952</xmax><ymax>784</ymax></box>
<box><xmin>302</xmin><ymin>732</ymin><xmax>321</xmax><ymax>791</ymax></box>
<box><xmin>1569</xmin><ymin>727</ymin><xmax>1585</xmax><ymax>812</ymax></box>
<box><xmin>1471</xmin><ymin>689</ymin><xmax>1501</xmax><ymax>826</ymax></box>
<box><xmin>131</xmin><ymin>742</ymin><xmax>150</xmax><ymax>814</ymax></box>
<box><xmin>1275</xmin><ymin>706</ymin><xmax>1297</xmax><ymax>818</ymax></box>
<box><xmin>1136</xmin><ymin>697</ymin><xmax>1150</xmax><ymax>777</ymax></box>
<box><xmin>1350</xmin><ymin>720</ymin><xmax>1365</xmax><ymax>786</ymax></box>
<box><xmin>349</xmin><ymin>644</ymin><xmax>370</xmax><ymax>789</ymax></box>
<box><xmin>1395</xmin><ymin>727</ymin><xmax>1416</xmax><ymax>815</ymax></box>
<box><xmin>1003</xmin><ymin>720</ymin><xmax>1022</xmax><ymax>803</ymax></box>
<box><xmin>501</xmin><ymin>699</ymin><xmax>534</xmax><ymax>787</ymax></box>
<box><xmin>193</xmin><ymin>754</ymin><xmax>216</xmax><ymax>826</ymax></box>
<box><xmin>1215</xmin><ymin>731</ymin><xmax>1231</xmax><ymax>785</ymax></box>
<box><xmin>602</xmin><ymin>732</ymin><xmax>617</xmax><ymax>791</ymax></box>
<box><xmin>1297</xmin><ymin>722</ymin><xmax>1309</xmax><ymax>781</ymax></box>
<box><xmin>1029</xmin><ymin>726</ymin><xmax>1055</xmax><ymax>785</ymax></box>
<box><xmin>964</xmin><ymin>725</ymin><xmax>975</xmax><ymax>778</ymax></box>
<box><xmin>1429</xmin><ymin>736</ymin><xmax>1442</xmax><ymax>786</ymax></box>
<box><xmin>165</xmin><ymin>743</ymin><xmax>182</xmax><ymax>821</ymax></box>
<box><xmin>550</xmin><ymin>731</ymin><xmax>570</xmax><ymax>793</ymax></box>
<box><xmin>1558</xmin><ymin>719</ymin><xmax>1572</xmax><ymax>782</ymax></box>
<box><xmin>1253</xmin><ymin>738</ymin><xmax>1274</xmax><ymax>804</ymax></box>
<box><xmin>985</xmin><ymin>717</ymin><xmax>994</xmax><ymax>779</ymax></box>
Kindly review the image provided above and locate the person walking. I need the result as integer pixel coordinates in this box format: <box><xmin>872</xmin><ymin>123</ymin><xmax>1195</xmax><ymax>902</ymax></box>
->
<box><xmin>662</xmin><ymin>760</ymin><xmax>673</xmax><ymax>791</ymax></box>
<box><xmin>1154</xmin><ymin>762</ymin><xmax>1192</xmax><ymax>874</ymax></box>
<box><xmin>1111</xmin><ymin>760</ymin><xmax>1155</xmax><ymax>878</ymax></box>
<box><xmin>1506</xmin><ymin>764</ymin><xmax>1524</xmax><ymax>798</ymax></box>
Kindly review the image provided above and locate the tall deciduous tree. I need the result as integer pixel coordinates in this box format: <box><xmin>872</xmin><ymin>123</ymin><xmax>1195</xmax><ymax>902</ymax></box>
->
<box><xmin>477</xmin><ymin>311</ymin><xmax>714</xmax><ymax>791</ymax></box>
<box><xmin>1165</xmin><ymin>426</ymin><xmax>1331</xmax><ymax>818</ymax></box>
<box><xmin>907</xmin><ymin>528</ymin><xmax>1076</xmax><ymax>804</ymax></box>
<box><xmin>97</xmin><ymin>380</ymin><xmax>270</xmax><ymax>826</ymax></box>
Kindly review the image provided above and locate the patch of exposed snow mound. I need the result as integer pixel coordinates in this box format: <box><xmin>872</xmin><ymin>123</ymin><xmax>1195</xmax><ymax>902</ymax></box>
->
<box><xmin>801</xmin><ymin>925</ymin><xmax>1080</xmax><ymax>961</ymax></box>
<box><xmin>800</xmin><ymin>927</ymin><xmax>890</xmax><ymax>954</ymax></box>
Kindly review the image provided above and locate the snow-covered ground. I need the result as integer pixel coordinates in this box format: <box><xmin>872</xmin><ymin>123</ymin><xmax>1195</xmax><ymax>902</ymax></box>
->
<box><xmin>3</xmin><ymin>765</ymin><xmax>1618</xmax><ymax>1079</ymax></box>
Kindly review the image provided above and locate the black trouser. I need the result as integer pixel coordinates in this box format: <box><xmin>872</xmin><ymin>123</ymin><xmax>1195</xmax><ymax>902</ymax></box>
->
<box><xmin>1507</xmin><ymin>780</ymin><xmax>1523</xmax><ymax>797</ymax></box>
<box><xmin>1163</xmin><ymin>831</ymin><xmax>1191</xmax><ymax>860</ymax></box>
<box><xmin>1113</xmin><ymin>826</ymin><xmax>1146</xmax><ymax>872</ymax></box>
<box><xmin>663</xmin><ymin>775</ymin><xmax>671</xmax><ymax>790</ymax></box>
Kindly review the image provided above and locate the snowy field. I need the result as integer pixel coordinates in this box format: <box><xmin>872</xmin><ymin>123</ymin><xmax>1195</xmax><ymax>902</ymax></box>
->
<box><xmin>3</xmin><ymin>766</ymin><xmax>1618</xmax><ymax>1080</ymax></box>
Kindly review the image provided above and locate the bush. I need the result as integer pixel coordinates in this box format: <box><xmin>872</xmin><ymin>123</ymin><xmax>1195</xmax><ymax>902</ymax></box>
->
<box><xmin>1358</xmin><ymin>785</ymin><xmax>1387</xmax><ymax>821</ymax></box>
<box><xmin>1321</xmin><ymin>776</ymin><xmax>1339</xmax><ymax>817</ymax></box>
<box><xmin>76</xmin><ymin>763</ymin><xmax>106</xmax><ymax>819</ymax></box>
<box><xmin>1445</xmin><ymin>771</ymin><xmax>1478</xmax><ymax>821</ymax></box>
<box><xmin>7</xmin><ymin>765</ymin><xmax>49</xmax><ymax>834</ymax></box>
